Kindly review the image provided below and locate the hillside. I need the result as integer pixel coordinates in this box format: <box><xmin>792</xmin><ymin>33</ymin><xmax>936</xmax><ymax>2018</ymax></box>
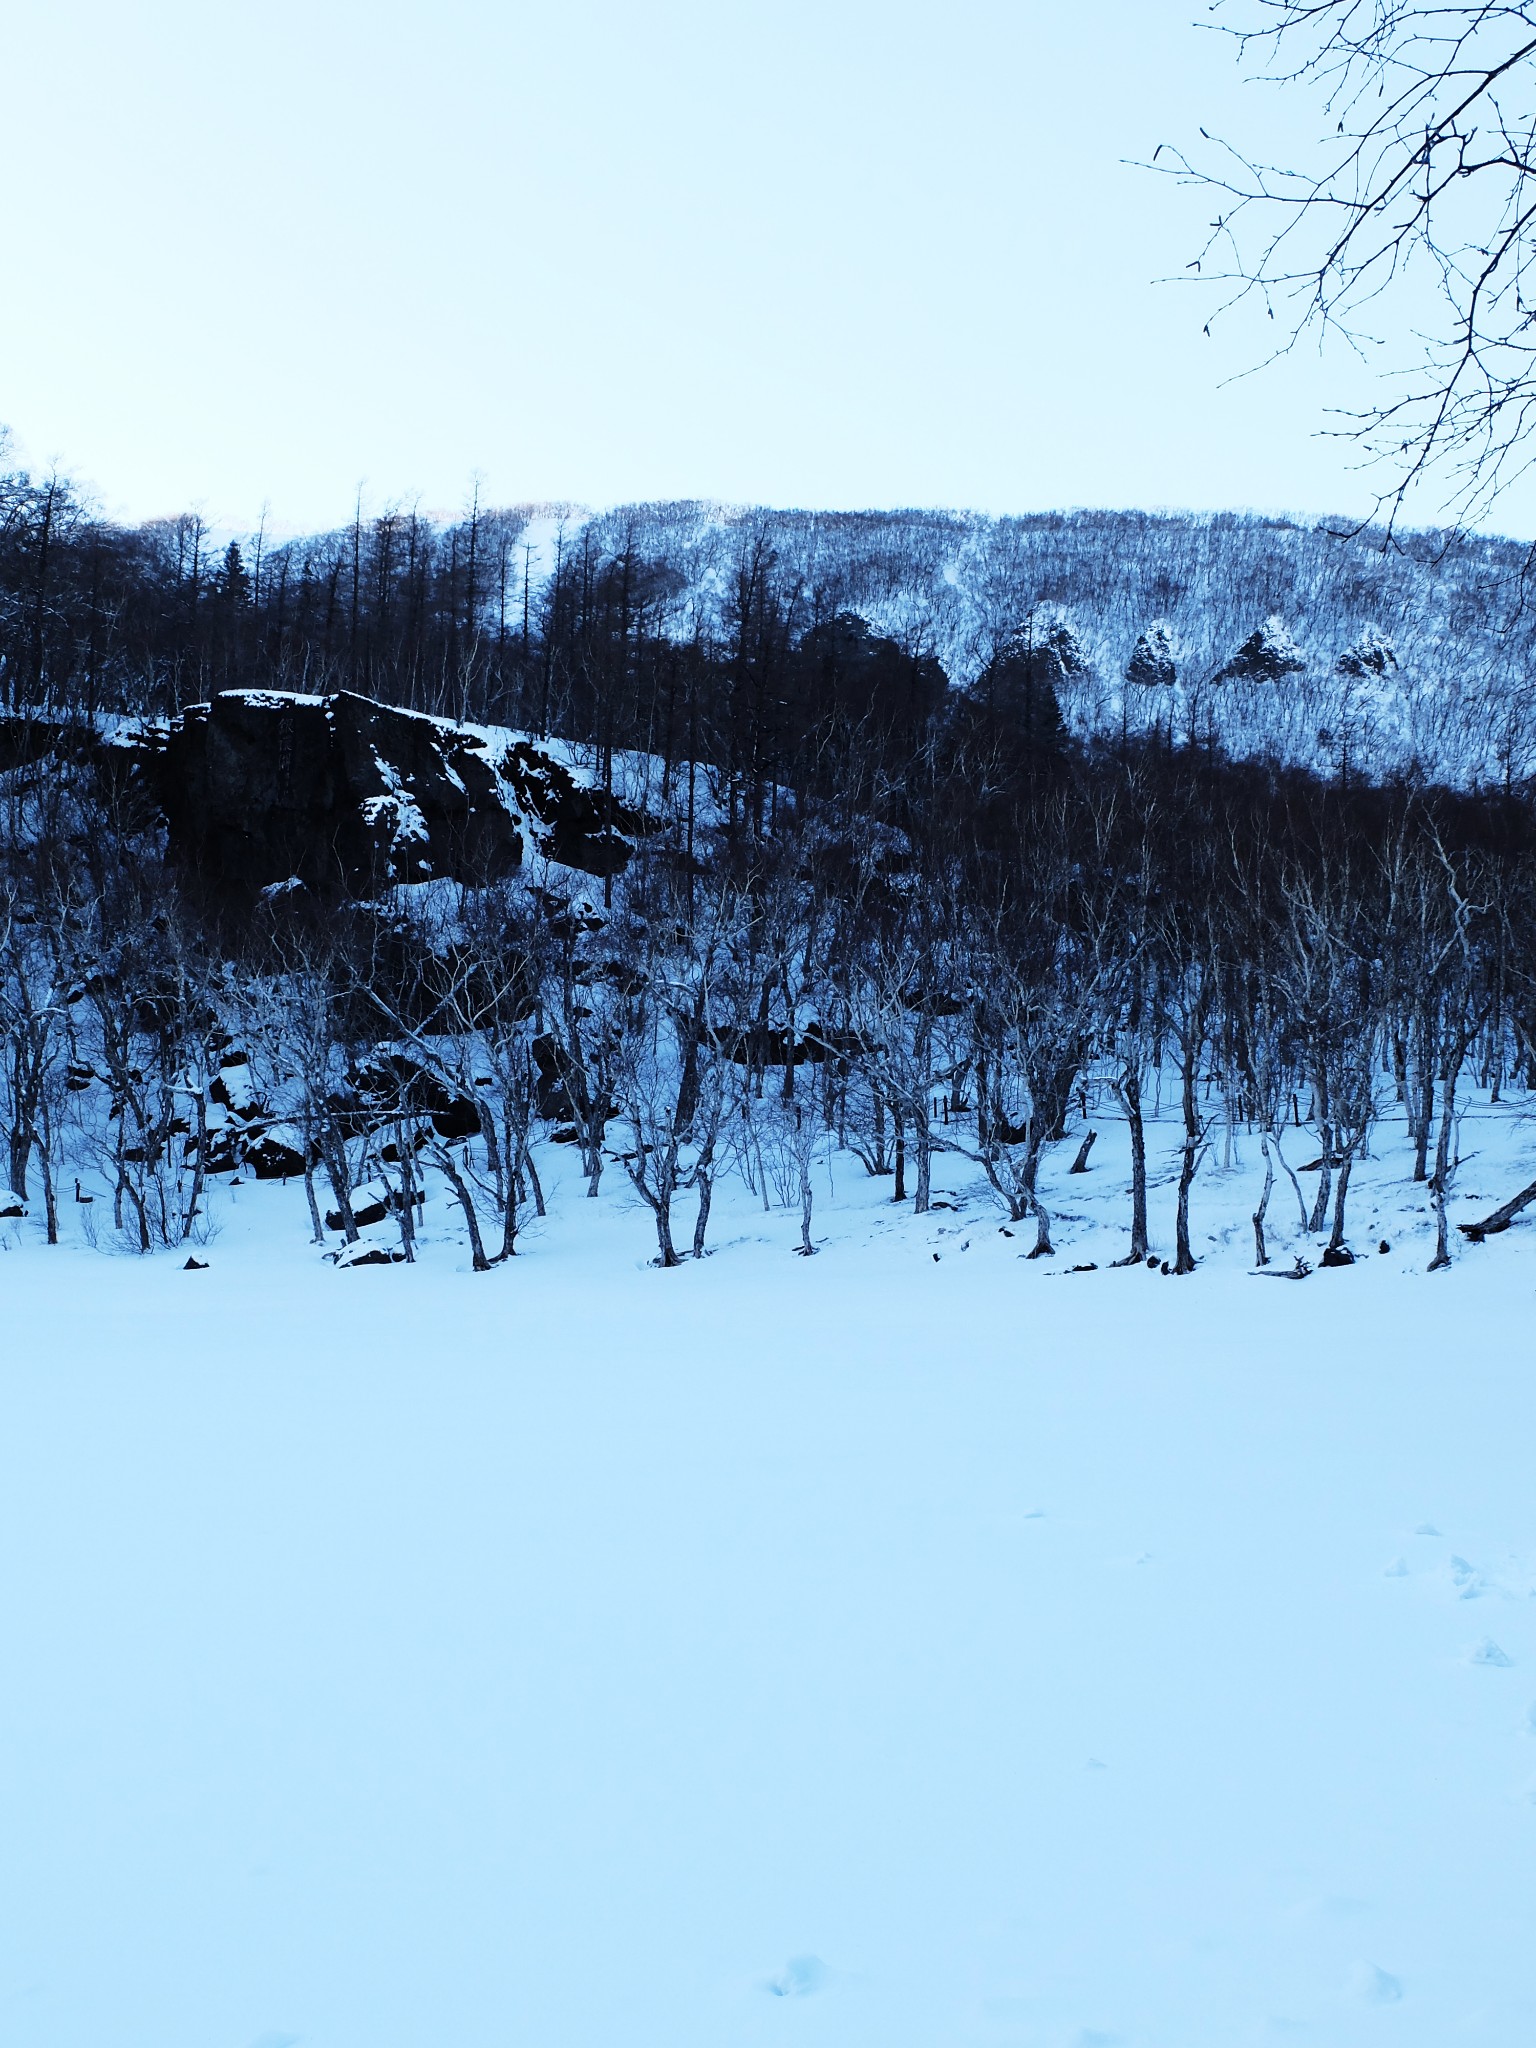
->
<box><xmin>6</xmin><ymin>453</ymin><xmax>1536</xmax><ymax>787</ymax></box>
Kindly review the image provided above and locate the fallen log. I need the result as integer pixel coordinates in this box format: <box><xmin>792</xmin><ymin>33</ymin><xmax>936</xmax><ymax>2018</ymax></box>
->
<box><xmin>1458</xmin><ymin>1176</ymin><xmax>1536</xmax><ymax>1243</ymax></box>
<box><xmin>1252</xmin><ymin>1254</ymin><xmax>1312</xmax><ymax>1280</ymax></box>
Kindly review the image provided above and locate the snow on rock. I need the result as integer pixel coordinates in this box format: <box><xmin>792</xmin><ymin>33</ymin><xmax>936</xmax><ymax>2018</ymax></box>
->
<box><xmin>1125</xmin><ymin>618</ymin><xmax>1178</xmax><ymax>687</ymax></box>
<box><xmin>332</xmin><ymin>1238</ymin><xmax>408</xmax><ymax>1267</ymax></box>
<box><xmin>1213</xmin><ymin>613</ymin><xmax>1307</xmax><ymax>684</ymax></box>
<box><xmin>151</xmin><ymin>689</ymin><xmax>651</xmax><ymax>896</ymax></box>
<box><xmin>1337</xmin><ymin>624</ymin><xmax>1400</xmax><ymax>681</ymax></box>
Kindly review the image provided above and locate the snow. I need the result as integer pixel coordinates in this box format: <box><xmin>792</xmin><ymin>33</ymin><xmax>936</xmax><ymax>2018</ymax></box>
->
<box><xmin>2</xmin><ymin>1100</ymin><xmax>1535</xmax><ymax>2045</ymax></box>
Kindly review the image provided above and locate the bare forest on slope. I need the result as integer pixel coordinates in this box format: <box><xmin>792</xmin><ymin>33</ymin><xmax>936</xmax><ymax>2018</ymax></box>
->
<box><xmin>5</xmin><ymin>454</ymin><xmax>1536</xmax><ymax>1277</ymax></box>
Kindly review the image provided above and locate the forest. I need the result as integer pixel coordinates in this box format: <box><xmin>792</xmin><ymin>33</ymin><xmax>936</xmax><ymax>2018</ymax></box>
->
<box><xmin>5</xmin><ymin>446</ymin><xmax>1536</xmax><ymax>1277</ymax></box>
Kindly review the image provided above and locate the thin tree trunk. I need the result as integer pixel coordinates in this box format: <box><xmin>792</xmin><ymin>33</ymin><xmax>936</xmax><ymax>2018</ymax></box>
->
<box><xmin>1327</xmin><ymin>1149</ymin><xmax>1354</xmax><ymax>1254</ymax></box>
<box><xmin>1253</xmin><ymin>1135</ymin><xmax>1274</xmax><ymax>1266</ymax></box>
<box><xmin>691</xmin><ymin>1154</ymin><xmax>714</xmax><ymax>1260</ymax></box>
<box><xmin>38</xmin><ymin>1094</ymin><xmax>58</xmax><ymax>1244</ymax></box>
<box><xmin>523</xmin><ymin>1142</ymin><xmax>545</xmax><ymax>1218</ymax></box>
<box><xmin>395</xmin><ymin>1122</ymin><xmax>417</xmax><ymax>1263</ymax></box>
<box><xmin>434</xmin><ymin>1142</ymin><xmax>491</xmax><ymax>1271</ymax></box>
<box><xmin>1173</xmin><ymin>1049</ymin><xmax>1202</xmax><ymax>1275</ymax></box>
<box><xmin>1112</xmin><ymin>1071</ymin><xmax>1149</xmax><ymax>1265</ymax></box>
<box><xmin>322</xmin><ymin>1126</ymin><xmax>359</xmax><ymax>1242</ymax></box>
<box><xmin>1427</xmin><ymin>1071</ymin><xmax>1459</xmax><ymax>1272</ymax></box>
<box><xmin>652</xmin><ymin>1192</ymin><xmax>679</xmax><ymax>1266</ymax></box>
<box><xmin>302</xmin><ymin>1157</ymin><xmax>325</xmax><ymax>1244</ymax></box>
<box><xmin>1412</xmin><ymin>1028</ymin><xmax>1434</xmax><ymax>1182</ymax></box>
<box><xmin>1306</xmin><ymin>1066</ymin><xmax>1332</xmax><ymax>1233</ymax></box>
<box><xmin>181</xmin><ymin>1085</ymin><xmax>207</xmax><ymax>1242</ymax></box>
<box><xmin>1023</xmin><ymin>1139</ymin><xmax>1053</xmax><ymax>1256</ymax></box>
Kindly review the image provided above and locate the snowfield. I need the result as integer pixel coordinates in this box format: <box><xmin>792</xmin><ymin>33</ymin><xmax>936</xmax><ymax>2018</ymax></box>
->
<box><xmin>2</xmin><ymin>1104</ymin><xmax>1535</xmax><ymax>2047</ymax></box>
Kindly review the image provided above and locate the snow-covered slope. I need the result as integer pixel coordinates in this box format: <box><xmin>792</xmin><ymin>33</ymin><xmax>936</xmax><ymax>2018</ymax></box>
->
<box><xmin>559</xmin><ymin>502</ymin><xmax>1536</xmax><ymax>787</ymax></box>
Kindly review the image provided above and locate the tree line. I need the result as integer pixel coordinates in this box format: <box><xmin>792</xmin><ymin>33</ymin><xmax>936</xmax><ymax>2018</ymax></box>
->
<box><xmin>8</xmin><ymin>441</ymin><xmax>1536</xmax><ymax>786</ymax></box>
<box><xmin>5</xmin><ymin>673</ymin><xmax>1534</xmax><ymax>1273</ymax></box>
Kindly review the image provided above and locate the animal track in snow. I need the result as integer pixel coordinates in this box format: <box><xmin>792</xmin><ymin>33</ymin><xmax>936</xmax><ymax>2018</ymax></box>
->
<box><xmin>1471</xmin><ymin>1638</ymin><xmax>1513</xmax><ymax>1667</ymax></box>
<box><xmin>1450</xmin><ymin>1555</ymin><xmax>1487</xmax><ymax>1598</ymax></box>
<box><xmin>1349</xmin><ymin>1962</ymin><xmax>1404</xmax><ymax>2004</ymax></box>
<box><xmin>766</xmin><ymin>1955</ymin><xmax>826</xmax><ymax>1998</ymax></box>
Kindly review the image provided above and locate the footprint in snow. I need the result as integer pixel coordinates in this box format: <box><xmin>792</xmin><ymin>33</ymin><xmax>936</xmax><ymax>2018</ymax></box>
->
<box><xmin>1349</xmin><ymin>1962</ymin><xmax>1404</xmax><ymax>2004</ymax></box>
<box><xmin>1415</xmin><ymin>1523</ymin><xmax>1442</xmax><ymax>1537</ymax></box>
<box><xmin>767</xmin><ymin>1956</ymin><xmax>827</xmax><ymax>1998</ymax></box>
<box><xmin>1471</xmin><ymin>1637</ymin><xmax>1513</xmax><ymax>1667</ymax></box>
<box><xmin>1384</xmin><ymin>1556</ymin><xmax>1408</xmax><ymax>1577</ymax></box>
<box><xmin>1450</xmin><ymin>1555</ymin><xmax>1486</xmax><ymax>1598</ymax></box>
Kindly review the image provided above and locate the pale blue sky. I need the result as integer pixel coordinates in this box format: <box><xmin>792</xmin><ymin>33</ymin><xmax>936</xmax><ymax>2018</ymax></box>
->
<box><xmin>6</xmin><ymin>0</ymin><xmax>1522</xmax><ymax>535</ymax></box>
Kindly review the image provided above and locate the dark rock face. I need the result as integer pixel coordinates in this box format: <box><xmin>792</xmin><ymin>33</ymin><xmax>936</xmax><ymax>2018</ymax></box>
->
<box><xmin>161</xmin><ymin>691</ymin><xmax>517</xmax><ymax>893</ymax></box>
<box><xmin>1212</xmin><ymin>616</ymin><xmax>1306</xmax><ymax>686</ymax></box>
<box><xmin>158</xmin><ymin>690</ymin><xmax>644</xmax><ymax>896</ymax></box>
<box><xmin>499</xmin><ymin>740</ymin><xmax>639</xmax><ymax>877</ymax></box>
<box><xmin>243</xmin><ymin>1129</ymin><xmax>309</xmax><ymax>1180</ymax></box>
<box><xmin>1336</xmin><ymin>628</ymin><xmax>1399</xmax><ymax>681</ymax></box>
<box><xmin>1126</xmin><ymin>621</ymin><xmax>1177</xmax><ymax>688</ymax></box>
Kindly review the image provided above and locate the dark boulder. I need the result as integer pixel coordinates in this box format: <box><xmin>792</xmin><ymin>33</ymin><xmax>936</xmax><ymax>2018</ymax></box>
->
<box><xmin>244</xmin><ymin>1127</ymin><xmax>309</xmax><ymax>1180</ymax></box>
<box><xmin>334</xmin><ymin>1242</ymin><xmax>408</xmax><ymax>1268</ymax></box>
<box><xmin>349</xmin><ymin>1050</ymin><xmax>482</xmax><ymax>1140</ymax></box>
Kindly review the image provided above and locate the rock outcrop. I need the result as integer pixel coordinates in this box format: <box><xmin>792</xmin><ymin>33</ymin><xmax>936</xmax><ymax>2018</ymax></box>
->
<box><xmin>1211</xmin><ymin>616</ymin><xmax>1306</xmax><ymax>686</ymax></box>
<box><xmin>157</xmin><ymin>690</ymin><xmax>643</xmax><ymax>895</ymax></box>
<box><xmin>1125</xmin><ymin>620</ymin><xmax>1178</xmax><ymax>688</ymax></box>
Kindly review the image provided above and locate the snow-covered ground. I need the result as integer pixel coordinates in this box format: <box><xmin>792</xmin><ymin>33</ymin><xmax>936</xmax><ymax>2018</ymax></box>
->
<box><xmin>2</xmin><ymin>1099</ymin><xmax>1534</xmax><ymax>2046</ymax></box>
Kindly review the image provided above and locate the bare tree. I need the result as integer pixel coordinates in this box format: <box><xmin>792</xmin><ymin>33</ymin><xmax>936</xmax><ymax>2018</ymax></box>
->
<box><xmin>610</xmin><ymin>883</ymin><xmax>734</xmax><ymax>1267</ymax></box>
<box><xmin>1164</xmin><ymin>1</ymin><xmax>1536</xmax><ymax>526</ymax></box>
